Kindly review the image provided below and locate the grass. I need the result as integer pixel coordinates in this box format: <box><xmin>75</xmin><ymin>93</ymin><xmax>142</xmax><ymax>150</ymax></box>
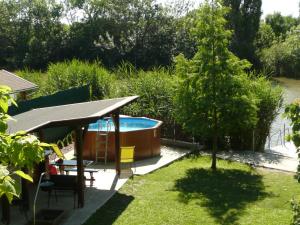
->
<box><xmin>84</xmin><ymin>155</ymin><xmax>300</xmax><ymax>225</ymax></box>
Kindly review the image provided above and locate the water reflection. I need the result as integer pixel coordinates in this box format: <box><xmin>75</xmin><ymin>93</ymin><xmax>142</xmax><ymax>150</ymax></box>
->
<box><xmin>269</xmin><ymin>77</ymin><xmax>300</xmax><ymax>148</ymax></box>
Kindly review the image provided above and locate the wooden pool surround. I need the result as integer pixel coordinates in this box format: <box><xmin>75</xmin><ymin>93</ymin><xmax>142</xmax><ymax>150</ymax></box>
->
<box><xmin>82</xmin><ymin>119</ymin><xmax>162</xmax><ymax>161</ymax></box>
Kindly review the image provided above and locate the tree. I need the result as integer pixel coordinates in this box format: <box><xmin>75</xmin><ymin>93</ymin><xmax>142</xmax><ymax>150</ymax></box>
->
<box><xmin>173</xmin><ymin>10</ymin><xmax>198</xmax><ymax>60</ymax></box>
<box><xmin>175</xmin><ymin>0</ymin><xmax>257</xmax><ymax>170</ymax></box>
<box><xmin>0</xmin><ymin>0</ymin><xmax>66</xmax><ymax>69</ymax></box>
<box><xmin>0</xmin><ymin>1</ymin><xmax>14</xmax><ymax>68</ymax></box>
<box><xmin>67</xmin><ymin>0</ymin><xmax>177</xmax><ymax>68</ymax></box>
<box><xmin>222</xmin><ymin>0</ymin><xmax>262</xmax><ymax>66</ymax></box>
<box><xmin>265</xmin><ymin>12</ymin><xmax>299</xmax><ymax>39</ymax></box>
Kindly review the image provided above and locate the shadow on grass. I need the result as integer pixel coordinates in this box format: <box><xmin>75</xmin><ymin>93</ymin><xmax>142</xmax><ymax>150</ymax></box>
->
<box><xmin>84</xmin><ymin>192</ymin><xmax>134</xmax><ymax>225</ymax></box>
<box><xmin>174</xmin><ymin>168</ymin><xmax>270</xmax><ymax>225</ymax></box>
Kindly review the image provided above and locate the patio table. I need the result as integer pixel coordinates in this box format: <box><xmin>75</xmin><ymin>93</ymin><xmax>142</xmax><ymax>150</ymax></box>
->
<box><xmin>51</xmin><ymin>160</ymin><xmax>93</xmax><ymax>174</ymax></box>
<box><xmin>52</xmin><ymin>159</ymin><xmax>93</xmax><ymax>167</ymax></box>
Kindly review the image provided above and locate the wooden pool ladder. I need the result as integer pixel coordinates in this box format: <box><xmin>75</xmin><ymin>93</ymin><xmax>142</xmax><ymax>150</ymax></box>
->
<box><xmin>95</xmin><ymin>118</ymin><xmax>111</xmax><ymax>165</ymax></box>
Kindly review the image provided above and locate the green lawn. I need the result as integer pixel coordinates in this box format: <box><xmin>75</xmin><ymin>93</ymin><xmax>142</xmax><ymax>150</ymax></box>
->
<box><xmin>84</xmin><ymin>155</ymin><xmax>300</xmax><ymax>225</ymax></box>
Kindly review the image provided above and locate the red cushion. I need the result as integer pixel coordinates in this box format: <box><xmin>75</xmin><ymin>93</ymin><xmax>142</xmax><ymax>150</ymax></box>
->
<box><xmin>48</xmin><ymin>165</ymin><xmax>58</xmax><ymax>175</ymax></box>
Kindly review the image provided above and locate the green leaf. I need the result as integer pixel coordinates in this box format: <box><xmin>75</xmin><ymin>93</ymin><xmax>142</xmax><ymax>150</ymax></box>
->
<box><xmin>0</xmin><ymin>99</ymin><xmax>8</xmax><ymax>113</ymax></box>
<box><xmin>13</xmin><ymin>171</ymin><xmax>33</xmax><ymax>182</ymax></box>
<box><xmin>13</xmin><ymin>131</ymin><xmax>27</xmax><ymax>136</ymax></box>
<box><xmin>0</xmin><ymin>176</ymin><xmax>18</xmax><ymax>203</ymax></box>
<box><xmin>10</xmin><ymin>98</ymin><xmax>17</xmax><ymax>107</ymax></box>
<box><xmin>0</xmin><ymin>120</ymin><xmax>8</xmax><ymax>133</ymax></box>
<box><xmin>39</xmin><ymin>142</ymin><xmax>52</xmax><ymax>147</ymax></box>
<box><xmin>51</xmin><ymin>144</ymin><xmax>65</xmax><ymax>159</ymax></box>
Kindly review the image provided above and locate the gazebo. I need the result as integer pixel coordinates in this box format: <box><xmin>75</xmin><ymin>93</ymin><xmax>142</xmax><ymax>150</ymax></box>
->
<box><xmin>4</xmin><ymin>96</ymin><xmax>138</xmax><ymax>222</ymax></box>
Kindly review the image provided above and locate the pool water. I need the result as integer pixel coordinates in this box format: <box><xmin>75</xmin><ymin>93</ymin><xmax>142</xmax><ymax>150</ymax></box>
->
<box><xmin>88</xmin><ymin>117</ymin><xmax>158</xmax><ymax>132</ymax></box>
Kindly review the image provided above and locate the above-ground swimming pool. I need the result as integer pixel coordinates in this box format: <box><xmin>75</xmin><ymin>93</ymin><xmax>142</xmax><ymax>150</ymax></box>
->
<box><xmin>82</xmin><ymin>116</ymin><xmax>162</xmax><ymax>161</ymax></box>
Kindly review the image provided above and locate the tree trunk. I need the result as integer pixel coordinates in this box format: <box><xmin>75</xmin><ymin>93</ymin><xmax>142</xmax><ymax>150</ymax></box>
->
<box><xmin>210</xmin><ymin>0</ymin><xmax>218</xmax><ymax>171</ymax></box>
<box><xmin>211</xmin><ymin>133</ymin><xmax>217</xmax><ymax>170</ymax></box>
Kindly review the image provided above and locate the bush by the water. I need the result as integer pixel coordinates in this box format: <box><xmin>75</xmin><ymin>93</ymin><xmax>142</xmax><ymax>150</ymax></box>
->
<box><xmin>230</xmin><ymin>75</ymin><xmax>283</xmax><ymax>151</ymax></box>
<box><xmin>260</xmin><ymin>25</ymin><xmax>300</xmax><ymax>78</ymax></box>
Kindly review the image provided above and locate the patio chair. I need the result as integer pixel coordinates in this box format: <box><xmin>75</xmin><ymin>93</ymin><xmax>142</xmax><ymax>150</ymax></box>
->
<box><xmin>120</xmin><ymin>146</ymin><xmax>135</xmax><ymax>176</ymax></box>
<box><xmin>48</xmin><ymin>175</ymin><xmax>78</xmax><ymax>208</ymax></box>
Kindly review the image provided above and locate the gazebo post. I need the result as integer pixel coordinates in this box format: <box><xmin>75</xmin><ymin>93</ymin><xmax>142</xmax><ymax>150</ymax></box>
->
<box><xmin>75</xmin><ymin>126</ymin><xmax>84</xmax><ymax>208</ymax></box>
<box><xmin>113</xmin><ymin>110</ymin><xmax>121</xmax><ymax>175</ymax></box>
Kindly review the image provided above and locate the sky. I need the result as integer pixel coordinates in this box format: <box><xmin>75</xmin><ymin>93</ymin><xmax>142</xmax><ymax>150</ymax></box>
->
<box><xmin>158</xmin><ymin>0</ymin><xmax>299</xmax><ymax>18</ymax></box>
<box><xmin>262</xmin><ymin>0</ymin><xmax>299</xmax><ymax>18</ymax></box>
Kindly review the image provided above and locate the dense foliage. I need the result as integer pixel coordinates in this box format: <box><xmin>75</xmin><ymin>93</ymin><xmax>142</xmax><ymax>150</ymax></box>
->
<box><xmin>19</xmin><ymin>62</ymin><xmax>177</xmax><ymax>138</ymax></box>
<box><xmin>112</xmin><ymin>67</ymin><xmax>176</xmax><ymax>137</ymax></box>
<box><xmin>231</xmin><ymin>76</ymin><xmax>282</xmax><ymax>151</ymax></box>
<box><xmin>0</xmin><ymin>0</ymin><xmax>190</xmax><ymax>70</ymax></box>
<box><xmin>284</xmin><ymin>99</ymin><xmax>300</xmax><ymax>179</ymax></box>
<box><xmin>0</xmin><ymin>0</ymin><xmax>264</xmax><ymax>72</ymax></box>
<box><xmin>255</xmin><ymin>23</ymin><xmax>276</xmax><ymax>57</ymax></box>
<box><xmin>0</xmin><ymin>0</ymin><xmax>66</xmax><ymax>69</ymax></box>
<box><xmin>19</xmin><ymin>60</ymin><xmax>115</xmax><ymax>99</ymax></box>
<box><xmin>2</xmin><ymin>0</ymin><xmax>300</xmax><ymax>78</ymax></box>
<box><xmin>0</xmin><ymin>86</ymin><xmax>47</xmax><ymax>204</ymax></box>
<box><xmin>19</xmin><ymin>55</ymin><xmax>282</xmax><ymax>152</ymax></box>
<box><xmin>265</xmin><ymin>13</ymin><xmax>299</xmax><ymax>40</ymax></box>
<box><xmin>284</xmin><ymin>100</ymin><xmax>300</xmax><ymax>225</ymax></box>
<box><xmin>260</xmin><ymin>25</ymin><xmax>300</xmax><ymax>77</ymax></box>
<box><xmin>113</xmin><ymin>69</ymin><xmax>175</xmax><ymax>121</ymax></box>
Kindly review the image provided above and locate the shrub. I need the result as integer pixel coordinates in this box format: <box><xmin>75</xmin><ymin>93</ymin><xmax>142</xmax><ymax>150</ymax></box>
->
<box><xmin>260</xmin><ymin>25</ymin><xmax>300</xmax><ymax>77</ymax></box>
<box><xmin>252</xmin><ymin>76</ymin><xmax>283</xmax><ymax>150</ymax></box>
<box><xmin>111</xmin><ymin>68</ymin><xmax>177</xmax><ymax>137</ymax></box>
<box><xmin>230</xmin><ymin>75</ymin><xmax>283</xmax><ymax>151</ymax></box>
<box><xmin>43</xmin><ymin>59</ymin><xmax>114</xmax><ymax>99</ymax></box>
<box><xmin>16</xmin><ymin>69</ymin><xmax>48</xmax><ymax>98</ymax></box>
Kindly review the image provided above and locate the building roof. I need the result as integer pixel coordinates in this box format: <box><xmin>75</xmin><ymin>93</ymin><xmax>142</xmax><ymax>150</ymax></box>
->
<box><xmin>0</xmin><ymin>70</ymin><xmax>38</xmax><ymax>93</ymax></box>
<box><xmin>7</xmin><ymin>96</ymin><xmax>138</xmax><ymax>134</ymax></box>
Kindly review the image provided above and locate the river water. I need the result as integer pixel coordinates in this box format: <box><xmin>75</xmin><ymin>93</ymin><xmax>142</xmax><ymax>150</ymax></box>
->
<box><xmin>268</xmin><ymin>77</ymin><xmax>300</xmax><ymax>148</ymax></box>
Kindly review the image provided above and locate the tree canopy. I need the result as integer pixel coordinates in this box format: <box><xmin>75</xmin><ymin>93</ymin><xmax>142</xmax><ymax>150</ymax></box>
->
<box><xmin>222</xmin><ymin>0</ymin><xmax>262</xmax><ymax>66</ymax></box>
